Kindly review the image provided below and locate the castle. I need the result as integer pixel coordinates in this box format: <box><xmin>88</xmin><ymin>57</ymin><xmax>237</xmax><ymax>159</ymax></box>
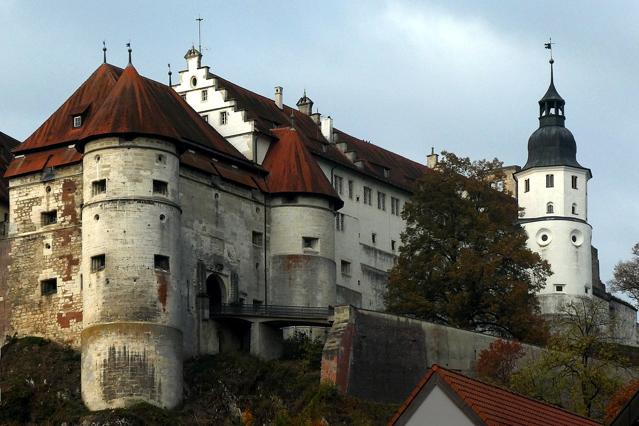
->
<box><xmin>0</xmin><ymin>47</ymin><xmax>635</xmax><ymax>410</ymax></box>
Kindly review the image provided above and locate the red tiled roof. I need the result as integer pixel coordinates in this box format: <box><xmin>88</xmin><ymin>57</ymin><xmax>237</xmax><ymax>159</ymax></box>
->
<box><xmin>389</xmin><ymin>364</ymin><xmax>600</xmax><ymax>426</ymax></box>
<box><xmin>0</xmin><ymin>131</ymin><xmax>21</xmax><ymax>202</ymax></box>
<box><xmin>211</xmin><ymin>73</ymin><xmax>427</xmax><ymax>193</ymax></box>
<box><xmin>262</xmin><ymin>127</ymin><xmax>343</xmax><ymax>208</ymax></box>
<box><xmin>179</xmin><ymin>150</ymin><xmax>268</xmax><ymax>192</ymax></box>
<box><xmin>5</xmin><ymin>147</ymin><xmax>82</xmax><ymax>179</ymax></box>
<box><xmin>15</xmin><ymin>63</ymin><xmax>123</xmax><ymax>154</ymax></box>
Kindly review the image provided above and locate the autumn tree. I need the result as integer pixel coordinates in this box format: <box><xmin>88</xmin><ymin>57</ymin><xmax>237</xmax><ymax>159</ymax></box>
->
<box><xmin>510</xmin><ymin>298</ymin><xmax>624</xmax><ymax>420</ymax></box>
<box><xmin>610</xmin><ymin>243</ymin><xmax>639</xmax><ymax>308</ymax></box>
<box><xmin>475</xmin><ymin>339</ymin><xmax>525</xmax><ymax>386</ymax></box>
<box><xmin>385</xmin><ymin>151</ymin><xmax>550</xmax><ymax>344</ymax></box>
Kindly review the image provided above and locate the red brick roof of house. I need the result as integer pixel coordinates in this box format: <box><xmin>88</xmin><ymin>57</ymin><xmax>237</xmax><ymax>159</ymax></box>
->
<box><xmin>389</xmin><ymin>364</ymin><xmax>600</xmax><ymax>426</ymax></box>
<box><xmin>262</xmin><ymin>127</ymin><xmax>343</xmax><ymax>208</ymax></box>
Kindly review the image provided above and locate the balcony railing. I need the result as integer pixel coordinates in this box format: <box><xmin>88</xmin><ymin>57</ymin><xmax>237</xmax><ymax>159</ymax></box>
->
<box><xmin>211</xmin><ymin>303</ymin><xmax>333</xmax><ymax>320</ymax></box>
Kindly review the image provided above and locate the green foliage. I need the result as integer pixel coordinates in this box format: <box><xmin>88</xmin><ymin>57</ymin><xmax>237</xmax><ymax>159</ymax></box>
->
<box><xmin>511</xmin><ymin>299</ymin><xmax>626</xmax><ymax>420</ymax></box>
<box><xmin>282</xmin><ymin>331</ymin><xmax>325</xmax><ymax>368</ymax></box>
<box><xmin>386</xmin><ymin>151</ymin><xmax>550</xmax><ymax>344</ymax></box>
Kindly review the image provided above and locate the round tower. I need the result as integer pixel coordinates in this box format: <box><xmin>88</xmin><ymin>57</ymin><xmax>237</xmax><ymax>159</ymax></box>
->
<box><xmin>514</xmin><ymin>58</ymin><xmax>593</xmax><ymax>314</ymax></box>
<box><xmin>80</xmin><ymin>136</ymin><xmax>183</xmax><ymax>409</ymax></box>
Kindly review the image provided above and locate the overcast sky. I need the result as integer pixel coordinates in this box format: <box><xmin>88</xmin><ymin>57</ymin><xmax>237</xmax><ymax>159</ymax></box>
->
<box><xmin>1</xmin><ymin>1</ymin><xmax>637</xmax><ymax>287</ymax></box>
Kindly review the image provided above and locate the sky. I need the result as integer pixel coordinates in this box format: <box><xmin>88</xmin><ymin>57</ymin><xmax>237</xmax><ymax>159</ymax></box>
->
<box><xmin>1</xmin><ymin>1</ymin><xmax>638</xmax><ymax>286</ymax></box>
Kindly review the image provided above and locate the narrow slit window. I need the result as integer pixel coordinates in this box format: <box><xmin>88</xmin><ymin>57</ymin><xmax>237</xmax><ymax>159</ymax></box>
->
<box><xmin>363</xmin><ymin>187</ymin><xmax>372</xmax><ymax>205</ymax></box>
<box><xmin>572</xmin><ymin>175</ymin><xmax>578</xmax><ymax>189</ymax></box>
<box><xmin>154</xmin><ymin>255</ymin><xmax>170</xmax><ymax>272</ymax></box>
<box><xmin>348</xmin><ymin>180</ymin><xmax>353</xmax><ymax>199</ymax></box>
<box><xmin>41</xmin><ymin>210</ymin><xmax>57</xmax><ymax>226</ymax></box>
<box><xmin>220</xmin><ymin>111</ymin><xmax>228</xmax><ymax>125</ymax></box>
<box><xmin>372</xmin><ymin>233</ymin><xmax>377</xmax><ymax>244</ymax></box>
<box><xmin>546</xmin><ymin>203</ymin><xmax>554</xmax><ymax>214</ymax></box>
<box><xmin>524</xmin><ymin>178</ymin><xmax>530</xmax><ymax>193</ymax></box>
<box><xmin>91</xmin><ymin>254</ymin><xmax>106</xmax><ymax>272</ymax></box>
<box><xmin>545</xmin><ymin>174</ymin><xmax>554</xmax><ymax>188</ymax></box>
<box><xmin>41</xmin><ymin>278</ymin><xmax>57</xmax><ymax>295</ymax></box>
<box><xmin>153</xmin><ymin>180</ymin><xmax>168</xmax><ymax>196</ymax></box>
<box><xmin>572</xmin><ymin>203</ymin><xmax>577</xmax><ymax>215</ymax></box>
<box><xmin>92</xmin><ymin>179</ymin><xmax>106</xmax><ymax>196</ymax></box>
<box><xmin>201</xmin><ymin>89</ymin><xmax>208</xmax><ymax>101</ymax></box>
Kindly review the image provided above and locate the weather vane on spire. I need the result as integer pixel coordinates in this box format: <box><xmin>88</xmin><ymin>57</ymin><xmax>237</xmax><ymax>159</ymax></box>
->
<box><xmin>544</xmin><ymin>37</ymin><xmax>555</xmax><ymax>62</ymax></box>
<box><xmin>126</xmin><ymin>41</ymin><xmax>132</xmax><ymax>64</ymax></box>
<box><xmin>196</xmin><ymin>15</ymin><xmax>204</xmax><ymax>53</ymax></box>
<box><xmin>102</xmin><ymin>41</ymin><xmax>107</xmax><ymax>64</ymax></box>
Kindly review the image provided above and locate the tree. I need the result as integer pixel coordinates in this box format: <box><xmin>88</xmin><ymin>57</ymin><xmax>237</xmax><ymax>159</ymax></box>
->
<box><xmin>385</xmin><ymin>151</ymin><xmax>550</xmax><ymax>344</ymax></box>
<box><xmin>510</xmin><ymin>298</ymin><xmax>625</xmax><ymax>420</ymax></box>
<box><xmin>610</xmin><ymin>243</ymin><xmax>639</xmax><ymax>308</ymax></box>
<box><xmin>475</xmin><ymin>339</ymin><xmax>525</xmax><ymax>386</ymax></box>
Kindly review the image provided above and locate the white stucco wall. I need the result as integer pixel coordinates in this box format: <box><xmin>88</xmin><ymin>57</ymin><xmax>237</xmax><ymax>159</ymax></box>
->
<box><xmin>398</xmin><ymin>384</ymin><xmax>475</xmax><ymax>426</ymax></box>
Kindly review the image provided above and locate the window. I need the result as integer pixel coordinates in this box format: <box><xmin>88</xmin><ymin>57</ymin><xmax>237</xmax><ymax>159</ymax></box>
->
<box><xmin>181</xmin><ymin>94</ymin><xmax>186</xmax><ymax>101</ymax></box>
<box><xmin>333</xmin><ymin>175</ymin><xmax>343</xmax><ymax>195</ymax></box>
<box><xmin>572</xmin><ymin>175</ymin><xmax>578</xmax><ymax>189</ymax></box>
<box><xmin>371</xmin><ymin>233</ymin><xmax>377</xmax><ymax>244</ymax></box>
<box><xmin>555</xmin><ymin>284</ymin><xmax>564</xmax><ymax>292</ymax></box>
<box><xmin>92</xmin><ymin>179</ymin><xmax>106</xmax><ymax>196</ymax></box>
<box><xmin>335</xmin><ymin>213</ymin><xmax>345</xmax><ymax>232</ymax></box>
<box><xmin>220</xmin><ymin>111</ymin><xmax>228</xmax><ymax>125</ymax></box>
<box><xmin>363</xmin><ymin>187</ymin><xmax>372</xmax><ymax>205</ymax></box>
<box><xmin>302</xmin><ymin>237</ymin><xmax>319</xmax><ymax>252</ymax></box>
<box><xmin>153</xmin><ymin>180</ymin><xmax>168</xmax><ymax>196</ymax></box>
<box><xmin>377</xmin><ymin>192</ymin><xmax>386</xmax><ymax>211</ymax></box>
<box><xmin>524</xmin><ymin>178</ymin><xmax>530</xmax><ymax>193</ymax></box>
<box><xmin>391</xmin><ymin>240</ymin><xmax>396</xmax><ymax>251</ymax></box>
<box><xmin>585</xmin><ymin>286</ymin><xmax>590</xmax><ymax>295</ymax></box>
<box><xmin>572</xmin><ymin>203</ymin><xmax>577</xmax><ymax>215</ymax></box>
<box><xmin>41</xmin><ymin>210</ymin><xmax>57</xmax><ymax>226</ymax></box>
<box><xmin>202</xmin><ymin>114</ymin><xmax>209</xmax><ymax>122</ymax></box>
<box><xmin>546</xmin><ymin>203</ymin><xmax>554</xmax><ymax>214</ymax></box>
<box><xmin>41</xmin><ymin>278</ymin><xmax>57</xmax><ymax>296</ymax></box>
<box><xmin>348</xmin><ymin>180</ymin><xmax>353</xmax><ymax>199</ymax></box>
<box><xmin>391</xmin><ymin>197</ymin><xmax>400</xmax><ymax>216</ymax></box>
<box><xmin>341</xmin><ymin>260</ymin><xmax>351</xmax><ymax>276</ymax></box>
<box><xmin>383</xmin><ymin>168</ymin><xmax>390</xmax><ymax>178</ymax></box>
<box><xmin>154</xmin><ymin>255</ymin><xmax>170</xmax><ymax>272</ymax></box>
<box><xmin>546</xmin><ymin>174</ymin><xmax>554</xmax><ymax>188</ymax></box>
<box><xmin>91</xmin><ymin>254</ymin><xmax>105</xmax><ymax>272</ymax></box>
<box><xmin>73</xmin><ymin>115</ymin><xmax>82</xmax><ymax>128</ymax></box>
<box><xmin>252</xmin><ymin>231</ymin><xmax>263</xmax><ymax>246</ymax></box>
<box><xmin>201</xmin><ymin>89</ymin><xmax>208</xmax><ymax>101</ymax></box>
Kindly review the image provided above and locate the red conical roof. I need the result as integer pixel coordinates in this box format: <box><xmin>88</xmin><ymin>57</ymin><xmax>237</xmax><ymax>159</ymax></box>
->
<box><xmin>263</xmin><ymin>127</ymin><xmax>342</xmax><ymax>209</ymax></box>
<box><xmin>15</xmin><ymin>63</ymin><xmax>123</xmax><ymax>154</ymax></box>
<box><xmin>78</xmin><ymin>65</ymin><xmax>242</xmax><ymax>158</ymax></box>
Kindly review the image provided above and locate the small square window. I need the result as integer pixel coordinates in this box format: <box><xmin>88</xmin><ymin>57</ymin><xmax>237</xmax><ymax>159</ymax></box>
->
<box><xmin>154</xmin><ymin>255</ymin><xmax>170</xmax><ymax>272</ymax></box>
<box><xmin>153</xmin><ymin>180</ymin><xmax>168</xmax><ymax>196</ymax></box>
<box><xmin>202</xmin><ymin>114</ymin><xmax>209</xmax><ymax>122</ymax></box>
<box><xmin>555</xmin><ymin>284</ymin><xmax>564</xmax><ymax>292</ymax></box>
<box><xmin>201</xmin><ymin>89</ymin><xmax>208</xmax><ymax>101</ymax></box>
<box><xmin>41</xmin><ymin>210</ymin><xmax>57</xmax><ymax>226</ymax></box>
<box><xmin>524</xmin><ymin>178</ymin><xmax>530</xmax><ymax>193</ymax></box>
<box><xmin>92</xmin><ymin>179</ymin><xmax>106</xmax><ymax>196</ymax></box>
<box><xmin>91</xmin><ymin>254</ymin><xmax>105</xmax><ymax>272</ymax></box>
<box><xmin>73</xmin><ymin>115</ymin><xmax>82</xmax><ymax>128</ymax></box>
<box><xmin>341</xmin><ymin>260</ymin><xmax>351</xmax><ymax>276</ymax></box>
<box><xmin>252</xmin><ymin>231</ymin><xmax>263</xmax><ymax>246</ymax></box>
<box><xmin>220</xmin><ymin>111</ymin><xmax>228</xmax><ymax>125</ymax></box>
<box><xmin>302</xmin><ymin>237</ymin><xmax>319</xmax><ymax>252</ymax></box>
<box><xmin>546</xmin><ymin>174</ymin><xmax>554</xmax><ymax>188</ymax></box>
<box><xmin>41</xmin><ymin>278</ymin><xmax>57</xmax><ymax>296</ymax></box>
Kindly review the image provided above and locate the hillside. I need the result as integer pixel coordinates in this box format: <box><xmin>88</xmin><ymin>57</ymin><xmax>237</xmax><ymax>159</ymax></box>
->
<box><xmin>0</xmin><ymin>337</ymin><xmax>395</xmax><ymax>425</ymax></box>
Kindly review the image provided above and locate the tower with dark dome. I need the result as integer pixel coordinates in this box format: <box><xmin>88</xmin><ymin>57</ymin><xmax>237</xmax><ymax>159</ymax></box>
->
<box><xmin>514</xmin><ymin>57</ymin><xmax>593</xmax><ymax>314</ymax></box>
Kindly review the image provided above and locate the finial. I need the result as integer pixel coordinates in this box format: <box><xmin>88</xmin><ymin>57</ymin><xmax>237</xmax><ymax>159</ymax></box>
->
<box><xmin>102</xmin><ymin>41</ymin><xmax>107</xmax><ymax>64</ymax></box>
<box><xmin>544</xmin><ymin>37</ymin><xmax>555</xmax><ymax>83</ymax></box>
<box><xmin>168</xmin><ymin>63</ymin><xmax>172</xmax><ymax>86</ymax></box>
<box><xmin>196</xmin><ymin>16</ymin><xmax>204</xmax><ymax>53</ymax></box>
<box><xmin>126</xmin><ymin>42</ymin><xmax>132</xmax><ymax>64</ymax></box>
<box><xmin>431</xmin><ymin>147</ymin><xmax>434</xmax><ymax>155</ymax></box>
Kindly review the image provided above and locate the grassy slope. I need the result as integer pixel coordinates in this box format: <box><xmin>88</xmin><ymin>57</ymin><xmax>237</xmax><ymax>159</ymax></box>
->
<box><xmin>0</xmin><ymin>337</ymin><xmax>395</xmax><ymax>425</ymax></box>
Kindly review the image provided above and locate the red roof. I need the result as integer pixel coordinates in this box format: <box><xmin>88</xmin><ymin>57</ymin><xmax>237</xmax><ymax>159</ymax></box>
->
<box><xmin>389</xmin><ymin>364</ymin><xmax>600</xmax><ymax>426</ymax></box>
<box><xmin>0</xmin><ymin>131</ymin><xmax>21</xmax><ymax>202</ymax></box>
<box><xmin>5</xmin><ymin>147</ymin><xmax>82</xmax><ymax>179</ymax></box>
<box><xmin>211</xmin><ymin>73</ymin><xmax>427</xmax><ymax>193</ymax></box>
<box><xmin>262</xmin><ymin>127</ymin><xmax>342</xmax><ymax>208</ymax></box>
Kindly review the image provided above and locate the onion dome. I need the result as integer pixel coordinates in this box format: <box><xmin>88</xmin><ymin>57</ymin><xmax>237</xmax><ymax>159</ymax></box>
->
<box><xmin>523</xmin><ymin>59</ymin><xmax>589</xmax><ymax>176</ymax></box>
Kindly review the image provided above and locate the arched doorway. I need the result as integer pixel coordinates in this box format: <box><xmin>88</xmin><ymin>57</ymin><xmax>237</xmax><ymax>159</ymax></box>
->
<box><xmin>206</xmin><ymin>274</ymin><xmax>226</xmax><ymax>314</ymax></box>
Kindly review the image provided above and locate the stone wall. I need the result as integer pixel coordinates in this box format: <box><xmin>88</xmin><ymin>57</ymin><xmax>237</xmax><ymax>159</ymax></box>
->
<box><xmin>6</xmin><ymin>164</ymin><xmax>83</xmax><ymax>346</ymax></box>
<box><xmin>321</xmin><ymin>306</ymin><xmax>541</xmax><ymax>404</ymax></box>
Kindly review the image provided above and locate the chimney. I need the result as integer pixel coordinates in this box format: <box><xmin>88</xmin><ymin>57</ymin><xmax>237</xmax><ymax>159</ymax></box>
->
<box><xmin>311</xmin><ymin>111</ymin><xmax>321</xmax><ymax>125</ymax></box>
<box><xmin>321</xmin><ymin>115</ymin><xmax>333</xmax><ymax>143</ymax></box>
<box><xmin>427</xmin><ymin>147</ymin><xmax>439</xmax><ymax>169</ymax></box>
<box><xmin>274</xmin><ymin>86</ymin><xmax>283</xmax><ymax>109</ymax></box>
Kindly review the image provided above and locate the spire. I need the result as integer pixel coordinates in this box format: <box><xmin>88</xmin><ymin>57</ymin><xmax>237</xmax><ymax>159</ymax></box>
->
<box><xmin>538</xmin><ymin>41</ymin><xmax>565</xmax><ymax>128</ymax></box>
<box><xmin>126</xmin><ymin>42</ymin><xmax>132</xmax><ymax>65</ymax></box>
<box><xmin>102</xmin><ymin>41</ymin><xmax>107</xmax><ymax>64</ymax></box>
<box><xmin>168</xmin><ymin>63</ymin><xmax>172</xmax><ymax>86</ymax></box>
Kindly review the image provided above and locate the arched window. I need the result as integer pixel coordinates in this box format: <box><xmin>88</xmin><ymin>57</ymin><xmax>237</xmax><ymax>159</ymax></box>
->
<box><xmin>572</xmin><ymin>203</ymin><xmax>577</xmax><ymax>215</ymax></box>
<box><xmin>546</xmin><ymin>202</ymin><xmax>554</xmax><ymax>214</ymax></box>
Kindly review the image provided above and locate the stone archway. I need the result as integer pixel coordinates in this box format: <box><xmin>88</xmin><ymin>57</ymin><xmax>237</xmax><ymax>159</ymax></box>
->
<box><xmin>206</xmin><ymin>273</ymin><xmax>226</xmax><ymax>314</ymax></box>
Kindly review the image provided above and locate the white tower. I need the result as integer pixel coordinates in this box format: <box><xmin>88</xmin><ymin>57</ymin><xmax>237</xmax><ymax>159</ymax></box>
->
<box><xmin>514</xmin><ymin>58</ymin><xmax>593</xmax><ymax>314</ymax></box>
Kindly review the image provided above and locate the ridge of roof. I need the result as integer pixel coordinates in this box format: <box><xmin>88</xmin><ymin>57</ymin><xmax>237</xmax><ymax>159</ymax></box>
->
<box><xmin>209</xmin><ymin>72</ymin><xmax>427</xmax><ymax>192</ymax></box>
<box><xmin>389</xmin><ymin>364</ymin><xmax>600</xmax><ymax>426</ymax></box>
<box><xmin>262</xmin><ymin>127</ymin><xmax>343</xmax><ymax>209</ymax></box>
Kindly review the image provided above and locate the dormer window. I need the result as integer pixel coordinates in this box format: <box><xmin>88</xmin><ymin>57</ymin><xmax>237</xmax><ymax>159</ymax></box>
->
<box><xmin>73</xmin><ymin>115</ymin><xmax>82</xmax><ymax>128</ymax></box>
